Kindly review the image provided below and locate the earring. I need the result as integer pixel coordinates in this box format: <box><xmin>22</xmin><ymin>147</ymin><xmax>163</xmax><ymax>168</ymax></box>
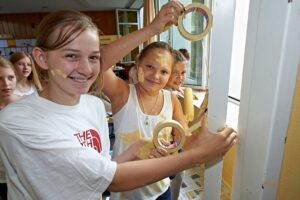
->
<box><xmin>137</xmin><ymin>67</ymin><xmax>144</xmax><ymax>83</ymax></box>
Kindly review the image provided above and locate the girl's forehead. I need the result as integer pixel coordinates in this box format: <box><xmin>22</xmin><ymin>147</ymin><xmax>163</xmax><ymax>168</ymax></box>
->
<box><xmin>148</xmin><ymin>49</ymin><xmax>173</xmax><ymax>60</ymax></box>
<box><xmin>154</xmin><ymin>54</ymin><xmax>172</xmax><ymax>67</ymax></box>
<box><xmin>44</xmin><ymin>30</ymin><xmax>100</xmax><ymax>56</ymax></box>
<box><xmin>174</xmin><ymin>61</ymin><xmax>187</xmax><ymax>69</ymax></box>
<box><xmin>151</xmin><ymin>48</ymin><xmax>170</xmax><ymax>55</ymax></box>
<box><xmin>17</xmin><ymin>57</ymin><xmax>30</xmax><ymax>62</ymax></box>
<box><xmin>48</xmin><ymin>27</ymin><xmax>99</xmax><ymax>47</ymax></box>
<box><xmin>0</xmin><ymin>67</ymin><xmax>15</xmax><ymax>75</ymax></box>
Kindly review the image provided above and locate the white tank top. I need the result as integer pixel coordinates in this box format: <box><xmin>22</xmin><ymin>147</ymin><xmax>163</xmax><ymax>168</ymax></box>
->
<box><xmin>14</xmin><ymin>83</ymin><xmax>36</xmax><ymax>96</ymax></box>
<box><xmin>110</xmin><ymin>84</ymin><xmax>173</xmax><ymax>200</ymax></box>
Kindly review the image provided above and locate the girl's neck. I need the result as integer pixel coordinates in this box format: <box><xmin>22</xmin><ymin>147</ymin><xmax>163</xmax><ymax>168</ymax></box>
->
<box><xmin>39</xmin><ymin>86</ymin><xmax>80</xmax><ymax>106</ymax></box>
<box><xmin>18</xmin><ymin>78</ymin><xmax>31</xmax><ymax>86</ymax></box>
<box><xmin>136</xmin><ymin>84</ymin><xmax>163</xmax><ymax>116</ymax></box>
<box><xmin>17</xmin><ymin>78</ymin><xmax>32</xmax><ymax>92</ymax></box>
<box><xmin>136</xmin><ymin>83</ymin><xmax>160</xmax><ymax>97</ymax></box>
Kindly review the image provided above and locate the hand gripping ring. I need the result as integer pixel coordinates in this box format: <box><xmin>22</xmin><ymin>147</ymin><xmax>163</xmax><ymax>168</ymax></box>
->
<box><xmin>153</xmin><ymin>120</ymin><xmax>186</xmax><ymax>153</ymax></box>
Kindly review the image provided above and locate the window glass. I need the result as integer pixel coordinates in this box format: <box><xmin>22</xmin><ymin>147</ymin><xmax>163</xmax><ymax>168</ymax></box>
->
<box><xmin>158</xmin><ymin>0</ymin><xmax>208</xmax><ymax>87</ymax></box>
<box><xmin>116</xmin><ymin>9</ymin><xmax>140</xmax><ymax>63</ymax></box>
<box><xmin>118</xmin><ymin>10</ymin><xmax>139</xmax><ymax>23</ymax></box>
<box><xmin>228</xmin><ymin>0</ymin><xmax>249</xmax><ymax>100</ymax></box>
<box><xmin>118</xmin><ymin>24</ymin><xmax>139</xmax><ymax>35</ymax></box>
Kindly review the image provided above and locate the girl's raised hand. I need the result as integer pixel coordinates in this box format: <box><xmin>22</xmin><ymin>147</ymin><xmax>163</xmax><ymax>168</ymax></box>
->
<box><xmin>150</xmin><ymin>0</ymin><xmax>185</xmax><ymax>34</ymax></box>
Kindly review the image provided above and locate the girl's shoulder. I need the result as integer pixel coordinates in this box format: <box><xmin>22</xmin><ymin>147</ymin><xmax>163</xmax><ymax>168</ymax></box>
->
<box><xmin>162</xmin><ymin>88</ymin><xmax>174</xmax><ymax>99</ymax></box>
<box><xmin>81</xmin><ymin>94</ymin><xmax>107</xmax><ymax>110</ymax></box>
<box><xmin>81</xmin><ymin>94</ymin><xmax>105</xmax><ymax>104</ymax></box>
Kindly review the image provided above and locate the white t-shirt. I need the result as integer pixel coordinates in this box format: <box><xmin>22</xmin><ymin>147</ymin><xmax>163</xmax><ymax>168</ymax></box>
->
<box><xmin>0</xmin><ymin>93</ymin><xmax>116</xmax><ymax>200</ymax></box>
<box><xmin>110</xmin><ymin>84</ymin><xmax>173</xmax><ymax>200</ymax></box>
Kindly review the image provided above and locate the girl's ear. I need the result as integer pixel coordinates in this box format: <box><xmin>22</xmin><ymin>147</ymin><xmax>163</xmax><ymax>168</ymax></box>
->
<box><xmin>32</xmin><ymin>47</ymin><xmax>48</xmax><ymax>70</ymax></box>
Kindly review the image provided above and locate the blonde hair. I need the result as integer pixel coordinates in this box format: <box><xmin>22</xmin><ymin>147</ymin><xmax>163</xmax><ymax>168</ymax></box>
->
<box><xmin>0</xmin><ymin>56</ymin><xmax>15</xmax><ymax>70</ymax></box>
<box><xmin>10</xmin><ymin>52</ymin><xmax>43</xmax><ymax>91</ymax></box>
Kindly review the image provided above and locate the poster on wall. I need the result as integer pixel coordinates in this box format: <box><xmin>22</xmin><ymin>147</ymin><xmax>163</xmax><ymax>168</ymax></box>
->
<box><xmin>0</xmin><ymin>40</ymin><xmax>8</xmax><ymax>48</ymax></box>
<box><xmin>0</xmin><ymin>48</ymin><xmax>5</xmax><ymax>55</ymax></box>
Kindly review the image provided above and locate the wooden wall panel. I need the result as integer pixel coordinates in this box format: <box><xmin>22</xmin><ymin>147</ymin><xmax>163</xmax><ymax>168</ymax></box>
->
<box><xmin>0</xmin><ymin>15</ymin><xmax>10</xmax><ymax>35</ymax></box>
<box><xmin>0</xmin><ymin>11</ymin><xmax>117</xmax><ymax>39</ymax></box>
<box><xmin>0</xmin><ymin>13</ymin><xmax>46</xmax><ymax>39</ymax></box>
<box><xmin>85</xmin><ymin>11</ymin><xmax>117</xmax><ymax>35</ymax></box>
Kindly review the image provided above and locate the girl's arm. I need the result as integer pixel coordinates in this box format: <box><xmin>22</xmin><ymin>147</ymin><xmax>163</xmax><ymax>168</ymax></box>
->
<box><xmin>171</xmin><ymin>93</ymin><xmax>189</xmax><ymax>130</ymax></box>
<box><xmin>108</xmin><ymin>126</ymin><xmax>237</xmax><ymax>192</ymax></box>
<box><xmin>112</xmin><ymin>140</ymin><xmax>145</xmax><ymax>163</ymax></box>
<box><xmin>101</xmin><ymin>68</ymin><xmax>129</xmax><ymax>114</ymax></box>
<box><xmin>100</xmin><ymin>1</ymin><xmax>184</xmax><ymax>70</ymax></box>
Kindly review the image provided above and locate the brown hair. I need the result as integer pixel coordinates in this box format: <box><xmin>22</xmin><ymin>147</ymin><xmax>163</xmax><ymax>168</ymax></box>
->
<box><xmin>9</xmin><ymin>52</ymin><xmax>43</xmax><ymax>91</ymax></box>
<box><xmin>137</xmin><ymin>41</ymin><xmax>175</xmax><ymax>65</ymax></box>
<box><xmin>173</xmin><ymin>49</ymin><xmax>186</xmax><ymax>63</ymax></box>
<box><xmin>178</xmin><ymin>48</ymin><xmax>190</xmax><ymax>60</ymax></box>
<box><xmin>36</xmin><ymin>9</ymin><xmax>100</xmax><ymax>51</ymax></box>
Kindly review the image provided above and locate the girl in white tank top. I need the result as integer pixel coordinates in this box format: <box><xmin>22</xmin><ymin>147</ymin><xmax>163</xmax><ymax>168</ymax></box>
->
<box><xmin>103</xmin><ymin>42</ymin><xmax>189</xmax><ymax>200</ymax></box>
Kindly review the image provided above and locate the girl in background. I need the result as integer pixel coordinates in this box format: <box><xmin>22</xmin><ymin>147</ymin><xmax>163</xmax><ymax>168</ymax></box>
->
<box><xmin>0</xmin><ymin>57</ymin><xmax>21</xmax><ymax>109</ymax></box>
<box><xmin>0</xmin><ymin>56</ymin><xmax>21</xmax><ymax>200</ymax></box>
<box><xmin>165</xmin><ymin>49</ymin><xmax>188</xmax><ymax>95</ymax></box>
<box><xmin>9</xmin><ymin>52</ymin><xmax>42</xmax><ymax>96</ymax></box>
